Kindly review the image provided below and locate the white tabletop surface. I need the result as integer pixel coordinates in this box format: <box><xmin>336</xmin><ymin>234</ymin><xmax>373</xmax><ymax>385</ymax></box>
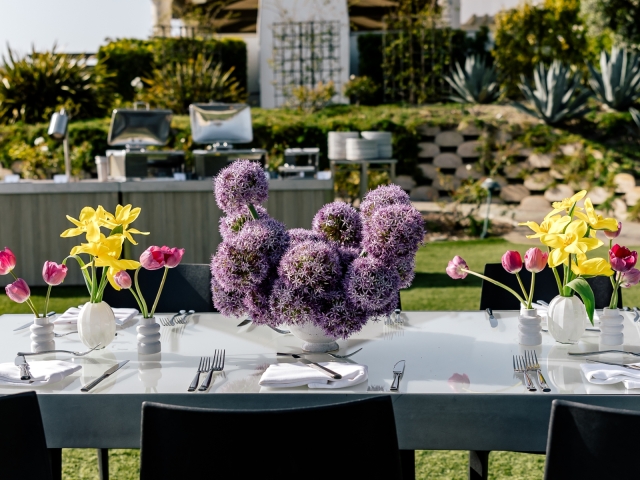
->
<box><xmin>2</xmin><ymin>310</ymin><xmax>640</xmax><ymax>396</ymax></box>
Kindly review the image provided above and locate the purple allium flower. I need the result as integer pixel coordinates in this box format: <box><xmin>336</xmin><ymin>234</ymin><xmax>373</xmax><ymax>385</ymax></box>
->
<box><xmin>288</xmin><ymin>228</ymin><xmax>325</xmax><ymax>245</ymax></box>
<box><xmin>345</xmin><ymin>256</ymin><xmax>400</xmax><ymax>314</ymax></box>
<box><xmin>214</xmin><ymin>160</ymin><xmax>268</xmax><ymax>214</ymax></box>
<box><xmin>314</xmin><ymin>291</ymin><xmax>368</xmax><ymax>339</ymax></box>
<box><xmin>362</xmin><ymin>204</ymin><xmax>425</xmax><ymax>262</ymax></box>
<box><xmin>312</xmin><ymin>201</ymin><xmax>362</xmax><ymax>247</ymax></box>
<box><xmin>211</xmin><ymin>242</ymin><xmax>269</xmax><ymax>293</ymax></box>
<box><xmin>278</xmin><ymin>240</ymin><xmax>342</xmax><ymax>295</ymax></box>
<box><xmin>219</xmin><ymin>205</ymin><xmax>268</xmax><ymax>239</ymax></box>
<box><xmin>211</xmin><ymin>276</ymin><xmax>246</xmax><ymax>317</ymax></box>
<box><xmin>360</xmin><ymin>184</ymin><xmax>411</xmax><ymax>220</ymax></box>
<box><xmin>367</xmin><ymin>291</ymin><xmax>399</xmax><ymax>318</ymax></box>
<box><xmin>337</xmin><ymin>246</ymin><xmax>361</xmax><ymax>274</ymax></box>
<box><xmin>396</xmin><ymin>255</ymin><xmax>416</xmax><ymax>289</ymax></box>
<box><xmin>232</xmin><ymin>218</ymin><xmax>289</xmax><ymax>266</ymax></box>
<box><xmin>269</xmin><ymin>279</ymin><xmax>317</xmax><ymax>325</ymax></box>
<box><xmin>243</xmin><ymin>279</ymin><xmax>278</xmax><ymax>326</ymax></box>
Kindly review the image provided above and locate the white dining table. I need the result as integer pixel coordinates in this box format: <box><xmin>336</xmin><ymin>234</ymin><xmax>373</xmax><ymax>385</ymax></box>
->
<box><xmin>2</xmin><ymin>310</ymin><xmax>640</xmax><ymax>457</ymax></box>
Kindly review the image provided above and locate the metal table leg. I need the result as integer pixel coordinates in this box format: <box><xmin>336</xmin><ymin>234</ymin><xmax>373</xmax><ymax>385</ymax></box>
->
<box><xmin>400</xmin><ymin>449</ymin><xmax>415</xmax><ymax>480</ymax></box>
<box><xmin>390</xmin><ymin>161</ymin><xmax>396</xmax><ymax>184</ymax></box>
<box><xmin>48</xmin><ymin>448</ymin><xmax>62</xmax><ymax>480</ymax></box>
<box><xmin>98</xmin><ymin>448</ymin><xmax>109</xmax><ymax>480</ymax></box>
<box><xmin>360</xmin><ymin>162</ymin><xmax>369</xmax><ymax>201</ymax></box>
<box><xmin>469</xmin><ymin>450</ymin><xmax>490</xmax><ymax>480</ymax></box>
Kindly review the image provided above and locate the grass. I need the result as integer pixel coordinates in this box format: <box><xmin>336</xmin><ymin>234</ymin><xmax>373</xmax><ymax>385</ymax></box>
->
<box><xmin>3</xmin><ymin>238</ymin><xmax>636</xmax><ymax>479</ymax></box>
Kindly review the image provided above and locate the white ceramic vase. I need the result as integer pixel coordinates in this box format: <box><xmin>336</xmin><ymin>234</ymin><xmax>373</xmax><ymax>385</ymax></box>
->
<box><xmin>289</xmin><ymin>322</ymin><xmax>338</xmax><ymax>353</ymax></box>
<box><xmin>599</xmin><ymin>307</ymin><xmax>624</xmax><ymax>346</ymax></box>
<box><xmin>137</xmin><ymin>317</ymin><xmax>161</xmax><ymax>355</ymax></box>
<box><xmin>547</xmin><ymin>295</ymin><xmax>587</xmax><ymax>344</ymax></box>
<box><xmin>78</xmin><ymin>302</ymin><xmax>116</xmax><ymax>349</ymax></box>
<box><xmin>30</xmin><ymin>316</ymin><xmax>55</xmax><ymax>353</ymax></box>
<box><xmin>518</xmin><ymin>308</ymin><xmax>542</xmax><ymax>346</ymax></box>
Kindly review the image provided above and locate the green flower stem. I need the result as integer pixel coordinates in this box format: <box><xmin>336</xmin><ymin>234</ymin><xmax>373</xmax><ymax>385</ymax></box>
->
<box><xmin>44</xmin><ymin>285</ymin><xmax>52</xmax><ymax>316</ymax></box>
<box><xmin>515</xmin><ymin>272</ymin><xmax>529</xmax><ymax>305</ymax></box>
<box><xmin>149</xmin><ymin>267</ymin><xmax>168</xmax><ymax>318</ymax></box>
<box><xmin>127</xmin><ymin>286</ymin><xmax>146</xmax><ymax>315</ymax></box>
<box><xmin>90</xmin><ymin>258</ymin><xmax>97</xmax><ymax>303</ymax></box>
<box><xmin>527</xmin><ymin>272</ymin><xmax>536</xmax><ymax>309</ymax></box>
<box><xmin>551</xmin><ymin>266</ymin><xmax>563</xmax><ymax>294</ymax></box>
<box><xmin>461</xmin><ymin>269</ymin><xmax>526</xmax><ymax>305</ymax></box>
<box><xmin>609</xmin><ymin>273</ymin><xmax>622</xmax><ymax>309</ymax></box>
<box><xmin>248</xmin><ymin>203</ymin><xmax>259</xmax><ymax>220</ymax></box>
<box><xmin>95</xmin><ymin>267</ymin><xmax>109</xmax><ymax>302</ymax></box>
<box><xmin>134</xmin><ymin>267</ymin><xmax>148</xmax><ymax>318</ymax></box>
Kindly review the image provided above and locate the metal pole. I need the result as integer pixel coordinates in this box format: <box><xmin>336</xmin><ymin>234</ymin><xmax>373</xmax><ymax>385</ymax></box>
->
<box><xmin>63</xmin><ymin>135</ymin><xmax>71</xmax><ymax>181</ymax></box>
<box><xmin>480</xmin><ymin>190</ymin><xmax>491</xmax><ymax>239</ymax></box>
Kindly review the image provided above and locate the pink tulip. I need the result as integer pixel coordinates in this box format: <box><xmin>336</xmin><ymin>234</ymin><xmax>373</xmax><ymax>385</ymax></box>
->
<box><xmin>604</xmin><ymin>222</ymin><xmax>622</xmax><ymax>239</ymax></box>
<box><xmin>621</xmin><ymin>268</ymin><xmax>640</xmax><ymax>288</ymax></box>
<box><xmin>501</xmin><ymin>250</ymin><xmax>523</xmax><ymax>274</ymax></box>
<box><xmin>0</xmin><ymin>247</ymin><xmax>16</xmax><ymax>275</ymax></box>
<box><xmin>446</xmin><ymin>256</ymin><xmax>469</xmax><ymax>280</ymax></box>
<box><xmin>610</xmin><ymin>244</ymin><xmax>638</xmax><ymax>273</ymax></box>
<box><xmin>114</xmin><ymin>270</ymin><xmax>132</xmax><ymax>289</ymax></box>
<box><xmin>140</xmin><ymin>245</ymin><xmax>185</xmax><ymax>270</ymax></box>
<box><xmin>448</xmin><ymin>373</ymin><xmax>470</xmax><ymax>393</ymax></box>
<box><xmin>524</xmin><ymin>247</ymin><xmax>548</xmax><ymax>273</ymax></box>
<box><xmin>163</xmin><ymin>247</ymin><xmax>185</xmax><ymax>268</ymax></box>
<box><xmin>6</xmin><ymin>278</ymin><xmax>30</xmax><ymax>303</ymax></box>
<box><xmin>42</xmin><ymin>261</ymin><xmax>67</xmax><ymax>286</ymax></box>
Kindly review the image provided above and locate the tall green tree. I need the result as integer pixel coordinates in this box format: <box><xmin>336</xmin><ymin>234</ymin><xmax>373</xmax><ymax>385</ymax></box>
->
<box><xmin>581</xmin><ymin>0</ymin><xmax>640</xmax><ymax>51</ymax></box>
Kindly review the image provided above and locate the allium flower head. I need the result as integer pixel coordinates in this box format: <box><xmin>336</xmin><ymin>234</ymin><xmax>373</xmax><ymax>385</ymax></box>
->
<box><xmin>214</xmin><ymin>160</ymin><xmax>268</xmax><ymax>214</ymax></box>
<box><xmin>278</xmin><ymin>241</ymin><xmax>341</xmax><ymax>295</ymax></box>
<box><xmin>219</xmin><ymin>205</ymin><xmax>268</xmax><ymax>239</ymax></box>
<box><xmin>243</xmin><ymin>280</ymin><xmax>278</xmax><ymax>326</ymax></box>
<box><xmin>360</xmin><ymin>184</ymin><xmax>410</xmax><ymax>220</ymax></box>
<box><xmin>211</xmin><ymin>276</ymin><xmax>247</xmax><ymax>317</ymax></box>
<box><xmin>211</xmin><ymin>242</ymin><xmax>269</xmax><ymax>293</ymax></box>
<box><xmin>288</xmin><ymin>228</ymin><xmax>325</xmax><ymax>245</ymax></box>
<box><xmin>312</xmin><ymin>201</ymin><xmax>362</xmax><ymax>247</ymax></box>
<box><xmin>337</xmin><ymin>246</ymin><xmax>360</xmax><ymax>274</ymax></box>
<box><xmin>231</xmin><ymin>218</ymin><xmax>289</xmax><ymax>266</ymax></box>
<box><xmin>362</xmin><ymin>204</ymin><xmax>425</xmax><ymax>261</ymax></box>
<box><xmin>314</xmin><ymin>291</ymin><xmax>368</xmax><ymax>339</ymax></box>
<box><xmin>269</xmin><ymin>279</ymin><xmax>317</xmax><ymax>325</ymax></box>
<box><xmin>396</xmin><ymin>255</ymin><xmax>416</xmax><ymax>289</ymax></box>
<box><xmin>345</xmin><ymin>256</ymin><xmax>400</xmax><ymax>314</ymax></box>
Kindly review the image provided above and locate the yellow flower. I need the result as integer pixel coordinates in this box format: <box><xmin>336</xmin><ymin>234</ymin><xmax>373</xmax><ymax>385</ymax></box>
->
<box><xmin>540</xmin><ymin>220</ymin><xmax>603</xmax><ymax>267</ymax></box>
<box><xmin>545</xmin><ymin>190</ymin><xmax>587</xmax><ymax>218</ymax></box>
<box><xmin>519</xmin><ymin>215</ymin><xmax>571</xmax><ymax>238</ymax></box>
<box><xmin>571</xmin><ymin>257</ymin><xmax>614</xmax><ymax>277</ymax></box>
<box><xmin>574</xmin><ymin>198</ymin><xmax>619</xmax><ymax>231</ymax></box>
<box><xmin>60</xmin><ymin>206</ymin><xmax>109</xmax><ymax>238</ymax></box>
<box><xmin>102</xmin><ymin>204</ymin><xmax>149</xmax><ymax>245</ymax></box>
<box><xmin>70</xmin><ymin>234</ymin><xmax>123</xmax><ymax>258</ymax></box>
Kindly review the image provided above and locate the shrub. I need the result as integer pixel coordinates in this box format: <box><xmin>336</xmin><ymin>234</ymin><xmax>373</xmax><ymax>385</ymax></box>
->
<box><xmin>286</xmin><ymin>81</ymin><xmax>336</xmax><ymax>113</ymax></box>
<box><xmin>343</xmin><ymin>75</ymin><xmax>379</xmax><ymax>106</ymax></box>
<box><xmin>96</xmin><ymin>39</ymin><xmax>154</xmax><ymax>104</ymax></box>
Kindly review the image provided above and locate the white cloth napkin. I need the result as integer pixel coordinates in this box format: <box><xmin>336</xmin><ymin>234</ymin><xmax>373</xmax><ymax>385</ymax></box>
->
<box><xmin>259</xmin><ymin>362</ymin><xmax>368</xmax><ymax>389</ymax></box>
<box><xmin>580</xmin><ymin>362</ymin><xmax>640</xmax><ymax>389</ymax></box>
<box><xmin>0</xmin><ymin>360</ymin><xmax>81</xmax><ymax>386</ymax></box>
<box><xmin>53</xmin><ymin>306</ymin><xmax>138</xmax><ymax>326</ymax></box>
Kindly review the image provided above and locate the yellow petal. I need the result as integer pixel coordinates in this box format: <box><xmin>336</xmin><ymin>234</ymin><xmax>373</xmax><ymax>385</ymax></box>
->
<box><xmin>126</xmin><ymin>228</ymin><xmax>149</xmax><ymax>235</ymax></box>
<box><xmin>596</xmin><ymin>217</ymin><xmax>619</xmax><ymax>232</ymax></box>
<box><xmin>60</xmin><ymin>227</ymin><xmax>84</xmax><ymax>238</ymax></box>
<box><xmin>540</xmin><ymin>233</ymin><xmax>566</xmax><ymax>249</ymax></box>
<box><xmin>86</xmin><ymin>221</ymin><xmax>101</xmax><ymax>243</ymax></box>
<box><xmin>78</xmin><ymin>207</ymin><xmax>97</xmax><ymax>223</ymax></box>
<box><xmin>571</xmin><ymin>190</ymin><xmax>587</xmax><ymax>203</ymax></box>
<box><xmin>565</xmin><ymin>220</ymin><xmax>587</xmax><ymax>238</ymax></box>
<box><xmin>519</xmin><ymin>221</ymin><xmax>542</xmax><ymax>233</ymax></box>
<box><xmin>580</xmin><ymin>237</ymin><xmax>603</xmax><ymax>251</ymax></box>
<box><xmin>107</xmin><ymin>268</ymin><xmax>121</xmax><ymax>291</ymax></box>
<box><xmin>65</xmin><ymin>215</ymin><xmax>83</xmax><ymax>228</ymax></box>
<box><xmin>548</xmin><ymin>248</ymin><xmax>569</xmax><ymax>268</ymax></box>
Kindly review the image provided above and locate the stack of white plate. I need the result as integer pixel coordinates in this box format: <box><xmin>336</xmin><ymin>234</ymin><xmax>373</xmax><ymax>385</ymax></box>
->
<box><xmin>362</xmin><ymin>131</ymin><xmax>393</xmax><ymax>159</ymax></box>
<box><xmin>328</xmin><ymin>131</ymin><xmax>360</xmax><ymax>160</ymax></box>
<box><xmin>346</xmin><ymin>138</ymin><xmax>378</xmax><ymax>161</ymax></box>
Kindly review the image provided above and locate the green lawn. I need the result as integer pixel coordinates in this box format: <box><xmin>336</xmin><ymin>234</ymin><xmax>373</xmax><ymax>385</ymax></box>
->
<box><xmin>2</xmin><ymin>238</ymin><xmax>635</xmax><ymax>479</ymax></box>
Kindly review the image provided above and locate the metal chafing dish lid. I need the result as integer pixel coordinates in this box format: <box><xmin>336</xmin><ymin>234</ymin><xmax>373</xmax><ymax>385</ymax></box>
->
<box><xmin>108</xmin><ymin>108</ymin><xmax>173</xmax><ymax>147</ymax></box>
<box><xmin>189</xmin><ymin>102</ymin><xmax>253</xmax><ymax>144</ymax></box>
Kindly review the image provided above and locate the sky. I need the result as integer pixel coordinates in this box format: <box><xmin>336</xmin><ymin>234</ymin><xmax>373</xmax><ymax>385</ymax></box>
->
<box><xmin>0</xmin><ymin>0</ymin><xmax>522</xmax><ymax>56</ymax></box>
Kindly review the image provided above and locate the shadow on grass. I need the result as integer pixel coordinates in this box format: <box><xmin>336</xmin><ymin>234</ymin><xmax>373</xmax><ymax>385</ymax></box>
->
<box><xmin>30</xmin><ymin>286</ymin><xmax>89</xmax><ymax>298</ymax></box>
<box><xmin>407</xmin><ymin>272</ymin><xmax>482</xmax><ymax>289</ymax></box>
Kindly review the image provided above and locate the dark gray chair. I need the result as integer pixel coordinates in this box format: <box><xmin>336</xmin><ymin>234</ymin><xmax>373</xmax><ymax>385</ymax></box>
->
<box><xmin>140</xmin><ymin>397</ymin><xmax>403</xmax><ymax>480</ymax></box>
<box><xmin>544</xmin><ymin>400</ymin><xmax>640</xmax><ymax>479</ymax></box>
<box><xmin>102</xmin><ymin>263</ymin><xmax>215</xmax><ymax>312</ymax></box>
<box><xmin>0</xmin><ymin>391</ymin><xmax>53</xmax><ymax>480</ymax></box>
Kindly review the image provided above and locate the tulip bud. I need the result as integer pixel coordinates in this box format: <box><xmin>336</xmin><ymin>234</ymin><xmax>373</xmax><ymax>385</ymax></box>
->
<box><xmin>501</xmin><ymin>250</ymin><xmax>523</xmax><ymax>274</ymax></box>
<box><xmin>140</xmin><ymin>246</ymin><xmax>166</xmax><ymax>270</ymax></box>
<box><xmin>604</xmin><ymin>222</ymin><xmax>622</xmax><ymax>239</ymax></box>
<box><xmin>446</xmin><ymin>256</ymin><xmax>468</xmax><ymax>280</ymax></box>
<box><xmin>6</xmin><ymin>278</ymin><xmax>30</xmax><ymax>303</ymax></box>
<box><xmin>164</xmin><ymin>247</ymin><xmax>185</xmax><ymax>268</ymax></box>
<box><xmin>0</xmin><ymin>247</ymin><xmax>17</xmax><ymax>275</ymax></box>
<box><xmin>610</xmin><ymin>244</ymin><xmax>638</xmax><ymax>273</ymax></box>
<box><xmin>42</xmin><ymin>261</ymin><xmax>68</xmax><ymax>286</ymax></box>
<box><xmin>524</xmin><ymin>247</ymin><xmax>548</xmax><ymax>273</ymax></box>
<box><xmin>114</xmin><ymin>270</ymin><xmax>132</xmax><ymax>289</ymax></box>
<box><xmin>621</xmin><ymin>268</ymin><xmax>640</xmax><ymax>288</ymax></box>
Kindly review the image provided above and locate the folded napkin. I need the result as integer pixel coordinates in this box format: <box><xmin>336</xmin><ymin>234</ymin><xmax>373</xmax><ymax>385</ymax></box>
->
<box><xmin>259</xmin><ymin>362</ymin><xmax>368</xmax><ymax>389</ymax></box>
<box><xmin>580</xmin><ymin>362</ymin><xmax>640</xmax><ymax>389</ymax></box>
<box><xmin>0</xmin><ymin>360</ymin><xmax>81</xmax><ymax>386</ymax></box>
<box><xmin>53</xmin><ymin>306</ymin><xmax>138</xmax><ymax>326</ymax></box>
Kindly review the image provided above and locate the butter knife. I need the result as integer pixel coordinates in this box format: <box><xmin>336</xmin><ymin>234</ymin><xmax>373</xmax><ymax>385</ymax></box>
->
<box><xmin>585</xmin><ymin>359</ymin><xmax>640</xmax><ymax>370</ymax></box>
<box><xmin>81</xmin><ymin>360</ymin><xmax>129</xmax><ymax>392</ymax></box>
<box><xmin>284</xmin><ymin>353</ymin><xmax>342</xmax><ymax>379</ymax></box>
<box><xmin>486</xmin><ymin>308</ymin><xmax>498</xmax><ymax>328</ymax></box>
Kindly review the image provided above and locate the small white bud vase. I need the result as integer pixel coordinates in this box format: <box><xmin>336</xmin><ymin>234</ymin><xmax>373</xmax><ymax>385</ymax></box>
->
<box><xmin>137</xmin><ymin>317</ymin><xmax>161</xmax><ymax>355</ymax></box>
<box><xmin>30</xmin><ymin>316</ymin><xmax>55</xmax><ymax>353</ymax></box>
<box><xmin>289</xmin><ymin>322</ymin><xmax>338</xmax><ymax>353</ymax></box>
<box><xmin>547</xmin><ymin>295</ymin><xmax>587</xmax><ymax>344</ymax></box>
<box><xmin>599</xmin><ymin>307</ymin><xmax>624</xmax><ymax>346</ymax></box>
<box><xmin>78</xmin><ymin>301</ymin><xmax>116</xmax><ymax>350</ymax></box>
<box><xmin>518</xmin><ymin>309</ymin><xmax>542</xmax><ymax>346</ymax></box>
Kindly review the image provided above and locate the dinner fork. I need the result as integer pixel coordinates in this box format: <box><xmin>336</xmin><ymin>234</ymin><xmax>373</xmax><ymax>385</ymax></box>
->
<box><xmin>525</xmin><ymin>350</ymin><xmax>551</xmax><ymax>392</ymax></box>
<box><xmin>513</xmin><ymin>355</ymin><xmax>536</xmax><ymax>391</ymax></box>
<box><xmin>188</xmin><ymin>357</ymin><xmax>211</xmax><ymax>392</ymax></box>
<box><xmin>174</xmin><ymin>310</ymin><xmax>195</xmax><ymax>325</ymax></box>
<box><xmin>277</xmin><ymin>348</ymin><xmax>362</xmax><ymax>359</ymax></box>
<box><xmin>198</xmin><ymin>349</ymin><xmax>225</xmax><ymax>391</ymax></box>
<box><xmin>17</xmin><ymin>343</ymin><xmax>102</xmax><ymax>357</ymax></box>
<box><xmin>157</xmin><ymin>317</ymin><xmax>173</xmax><ymax>327</ymax></box>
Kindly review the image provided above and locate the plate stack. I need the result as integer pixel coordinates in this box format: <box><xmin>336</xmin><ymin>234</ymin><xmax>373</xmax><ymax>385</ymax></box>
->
<box><xmin>328</xmin><ymin>132</ymin><xmax>359</xmax><ymax>160</ymax></box>
<box><xmin>346</xmin><ymin>139</ymin><xmax>378</xmax><ymax>161</ymax></box>
<box><xmin>362</xmin><ymin>131</ymin><xmax>393</xmax><ymax>159</ymax></box>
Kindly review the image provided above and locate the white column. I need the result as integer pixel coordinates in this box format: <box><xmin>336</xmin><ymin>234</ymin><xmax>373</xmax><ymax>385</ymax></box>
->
<box><xmin>151</xmin><ymin>0</ymin><xmax>173</xmax><ymax>36</ymax></box>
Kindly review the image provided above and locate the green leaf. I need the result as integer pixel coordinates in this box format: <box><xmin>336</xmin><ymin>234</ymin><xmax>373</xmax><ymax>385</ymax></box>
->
<box><xmin>109</xmin><ymin>225</ymin><xmax>123</xmax><ymax>236</ymax></box>
<box><xmin>566</xmin><ymin>277</ymin><xmax>596</xmax><ymax>325</ymax></box>
<box><xmin>62</xmin><ymin>254</ymin><xmax>93</xmax><ymax>296</ymax></box>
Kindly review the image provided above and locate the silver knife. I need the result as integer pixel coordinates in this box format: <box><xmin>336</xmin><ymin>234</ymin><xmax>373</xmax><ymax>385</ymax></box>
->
<box><xmin>13</xmin><ymin>311</ymin><xmax>56</xmax><ymax>331</ymax></box>
<box><xmin>288</xmin><ymin>353</ymin><xmax>342</xmax><ymax>380</ymax></box>
<box><xmin>390</xmin><ymin>360</ymin><xmax>405</xmax><ymax>391</ymax></box>
<box><xmin>81</xmin><ymin>360</ymin><xmax>129</xmax><ymax>392</ymax></box>
<box><xmin>486</xmin><ymin>308</ymin><xmax>498</xmax><ymax>328</ymax></box>
<box><xmin>586</xmin><ymin>359</ymin><xmax>640</xmax><ymax>370</ymax></box>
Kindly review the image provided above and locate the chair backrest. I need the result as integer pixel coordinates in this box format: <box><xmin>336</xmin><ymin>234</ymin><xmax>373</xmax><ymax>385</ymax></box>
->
<box><xmin>140</xmin><ymin>396</ymin><xmax>402</xmax><ymax>480</ymax></box>
<box><xmin>544</xmin><ymin>399</ymin><xmax>640</xmax><ymax>479</ymax></box>
<box><xmin>0</xmin><ymin>391</ymin><xmax>52</xmax><ymax>480</ymax></box>
<box><xmin>479</xmin><ymin>263</ymin><xmax>621</xmax><ymax>310</ymax></box>
<box><xmin>102</xmin><ymin>263</ymin><xmax>216</xmax><ymax>312</ymax></box>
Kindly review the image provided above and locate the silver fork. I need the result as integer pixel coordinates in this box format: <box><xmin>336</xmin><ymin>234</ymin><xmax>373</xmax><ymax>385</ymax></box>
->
<box><xmin>526</xmin><ymin>350</ymin><xmax>551</xmax><ymax>392</ymax></box>
<box><xmin>157</xmin><ymin>317</ymin><xmax>173</xmax><ymax>327</ymax></box>
<box><xmin>17</xmin><ymin>343</ymin><xmax>102</xmax><ymax>357</ymax></box>
<box><xmin>277</xmin><ymin>348</ymin><xmax>362</xmax><ymax>359</ymax></box>
<box><xmin>198</xmin><ymin>349</ymin><xmax>225</xmax><ymax>391</ymax></box>
<box><xmin>175</xmin><ymin>310</ymin><xmax>195</xmax><ymax>325</ymax></box>
<box><xmin>188</xmin><ymin>357</ymin><xmax>211</xmax><ymax>392</ymax></box>
<box><xmin>513</xmin><ymin>355</ymin><xmax>536</xmax><ymax>391</ymax></box>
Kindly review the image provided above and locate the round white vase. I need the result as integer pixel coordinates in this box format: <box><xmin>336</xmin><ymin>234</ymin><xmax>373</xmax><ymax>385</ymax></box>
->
<box><xmin>518</xmin><ymin>308</ymin><xmax>542</xmax><ymax>346</ymax></box>
<box><xmin>599</xmin><ymin>307</ymin><xmax>624</xmax><ymax>346</ymax></box>
<box><xmin>137</xmin><ymin>317</ymin><xmax>161</xmax><ymax>355</ymax></box>
<box><xmin>30</xmin><ymin>316</ymin><xmax>55</xmax><ymax>353</ymax></box>
<box><xmin>77</xmin><ymin>302</ymin><xmax>116</xmax><ymax>349</ymax></box>
<box><xmin>289</xmin><ymin>322</ymin><xmax>338</xmax><ymax>353</ymax></box>
<box><xmin>547</xmin><ymin>295</ymin><xmax>587</xmax><ymax>344</ymax></box>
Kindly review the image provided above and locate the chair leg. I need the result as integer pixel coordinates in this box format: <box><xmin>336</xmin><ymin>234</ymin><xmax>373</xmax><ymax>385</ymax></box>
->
<box><xmin>48</xmin><ymin>448</ymin><xmax>62</xmax><ymax>480</ymax></box>
<box><xmin>399</xmin><ymin>449</ymin><xmax>415</xmax><ymax>480</ymax></box>
<box><xmin>469</xmin><ymin>450</ymin><xmax>489</xmax><ymax>480</ymax></box>
<box><xmin>97</xmin><ymin>448</ymin><xmax>109</xmax><ymax>480</ymax></box>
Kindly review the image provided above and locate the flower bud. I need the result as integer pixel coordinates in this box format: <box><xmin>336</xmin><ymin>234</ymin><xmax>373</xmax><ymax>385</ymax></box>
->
<box><xmin>0</xmin><ymin>247</ymin><xmax>17</xmax><ymax>275</ymax></box>
<box><xmin>114</xmin><ymin>270</ymin><xmax>132</xmax><ymax>289</ymax></box>
<box><xmin>604</xmin><ymin>222</ymin><xmax>622</xmax><ymax>239</ymax></box>
<box><xmin>621</xmin><ymin>268</ymin><xmax>640</xmax><ymax>288</ymax></box>
<box><xmin>524</xmin><ymin>247</ymin><xmax>548</xmax><ymax>273</ymax></box>
<box><xmin>42</xmin><ymin>261</ymin><xmax>67</xmax><ymax>286</ymax></box>
<box><xmin>446</xmin><ymin>256</ymin><xmax>468</xmax><ymax>280</ymax></box>
<box><xmin>6</xmin><ymin>278</ymin><xmax>30</xmax><ymax>303</ymax></box>
<box><xmin>501</xmin><ymin>250</ymin><xmax>523</xmax><ymax>274</ymax></box>
<box><xmin>610</xmin><ymin>244</ymin><xmax>638</xmax><ymax>273</ymax></box>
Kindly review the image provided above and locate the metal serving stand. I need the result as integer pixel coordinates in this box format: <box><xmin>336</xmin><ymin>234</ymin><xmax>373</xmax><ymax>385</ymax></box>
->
<box><xmin>278</xmin><ymin>148</ymin><xmax>320</xmax><ymax>179</ymax></box>
<box><xmin>190</xmin><ymin>103</ymin><xmax>267</xmax><ymax>179</ymax></box>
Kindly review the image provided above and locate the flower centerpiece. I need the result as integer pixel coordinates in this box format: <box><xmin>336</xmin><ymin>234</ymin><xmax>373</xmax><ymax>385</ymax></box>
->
<box><xmin>210</xmin><ymin>160</ymin><xmax>424</xmax><ymax>352</ymax></box>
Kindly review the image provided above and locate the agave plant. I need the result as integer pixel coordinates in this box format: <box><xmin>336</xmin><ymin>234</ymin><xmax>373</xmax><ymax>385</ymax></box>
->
<box><xmin>514</xmin><ymin>61</ymin><xmax>592</xmax><ymax>125</ymax></box>
<box><xmin>588</xmin><ymin>47</ymin><xmax>640</xmax><ymax>111</ymax></box>
<box><xmin>631</xmin><ymin>107</ymin><xmax>640</xmax><ymax>129</ymax></box>
<box><xmin>445</xmin><ymin>55</ymin><xmax>502</xmax><ymax>104</ymax></box>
